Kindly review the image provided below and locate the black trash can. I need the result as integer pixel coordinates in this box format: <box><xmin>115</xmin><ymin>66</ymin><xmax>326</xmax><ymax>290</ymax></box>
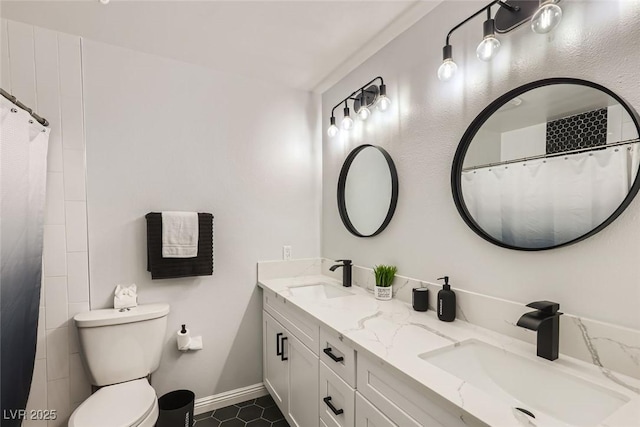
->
<box><xmin>156</xmin><ymin>390</ymin><xmax>195</xmax><ymax>427</ymax></box>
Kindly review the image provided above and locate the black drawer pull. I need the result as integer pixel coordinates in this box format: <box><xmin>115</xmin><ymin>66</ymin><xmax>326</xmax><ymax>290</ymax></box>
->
<box><xmin>323</xmin><ymin>396</ymin><xmax>344</xmax><ymax>416</ymax></box>
<box><xmin>276</xmin><ymin>333</ymin><xmax>283</xmax><ymax>356</ymax></box>
<box><xmin>323</xmin><ymin>347</ymin><xmax>344</xmax><ymax>363</ymax></box>
<box><xmin>280</xmin><ymin>337</ymin><xmax>288</xmax><ymax>361</ymax></box>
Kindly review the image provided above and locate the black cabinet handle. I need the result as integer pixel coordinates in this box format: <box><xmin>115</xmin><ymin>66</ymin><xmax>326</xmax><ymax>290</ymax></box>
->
<box><xmin>323</xmin><ymin>397</ymin><xmax>344</xmax><ymax>416</ymax></box>
<box><xmin>323</xmin><ymin>347</ymin><xmax>344</xmax><ymax>363</ymax></box>
<box><xmin>280</xmin><ymin>337</ymin><xmax>288</xmax><ymax>361</ymax></box>
<box><xmin>276</xmin><ymin>333</ymin><xmax>283</xmax><ymax>356</ymax></box>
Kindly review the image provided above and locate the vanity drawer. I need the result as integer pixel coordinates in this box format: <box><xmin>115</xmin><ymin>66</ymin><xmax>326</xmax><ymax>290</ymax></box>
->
<box><xmin>355</xmin><ymin>392</ymin><xmax>395</xmax><ymax>427</ymax></box>
<box><xmin>357</xmin><ymin>354</ymin><xmax>468</xmax><ymax>427</ymax></box>
<box><xmin>264</xmin><ymin>289</ymin><xmax>319</xmax><ymax>355</ymax></box>
<box><xmin>319</xmin><ymin>361</ymin><xmax>355</xmax><ymax>427</ymax></box>
<box><xmin>320</xmin><ymin>326</ymin><xmax>356</xmax><ymax>387</ymax></box>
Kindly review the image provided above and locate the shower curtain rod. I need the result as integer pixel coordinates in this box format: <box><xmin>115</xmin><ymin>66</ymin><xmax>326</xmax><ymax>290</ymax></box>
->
<box><xmin>462</xmin><ymin>138</ymin><xmax>639</xmax><ymax>172</ymax></box>
<box><xmin>0</xmin><ymin>88</ymin><xmax>49</xmax><ymax>127</ymax></box>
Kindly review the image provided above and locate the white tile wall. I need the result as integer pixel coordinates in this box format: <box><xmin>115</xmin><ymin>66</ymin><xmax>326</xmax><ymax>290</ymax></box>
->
<box><xmin>24</xmin><ymin>359</ymin><xmax>48</xmax><ymax>427</ymax></box>
<box><xmin>67</xmin><ymin>252</ymin><xmax>89</xmax><ymax>303</ymax></box>
<box><xmin>3</xmin><ymin>19</ymin><xmax>91</xmax><ymax>423</ymax></box>
<box><xmin>46</xmin><ymin>326</ymin><xmax>70</xmax><ymax>381</ymax></box>
<box><xmin>62</xmin><ymin>150</ymin><xmax>85</xmax><ymax>201</ymax></box>
<box><xmin>65</xmin><ymin>201</ymin><xmax>88</xmax><ymax>252</ymax></box>
<box><xmin>36</xmin><ymin>307</ymin><xmax>47</xmax><ymax>360</ymax></box>
<box><xmin>44</xmin><ymin>277</ymin><xmax>68</xmax><ymax>329</ymax></box>
<box><xmin>67</xmin><ymin>302</ymin><xmax>89</xmax><ymax>355</ymax></box>
<box><xmin>47</xmin><ymin>379</ymin><xmax>71</xmax><ymax>427</ymax></box>
<box><xmin>45</xmin><ymin>173</ymin><xmax>65</xmax><ymax>225</ymax></box>
<box><xmin>1</xmin><ymin>20</ymin><xmax>11</xmax><ymax>89</ymax></box>
<box><xmin>43</xmin><ymin>225</ymin><xmax>67</xmax><ymax>276</ymax></box>
<box><xmin>69</xmin><ymin>354</ymin><xmax>91</xmax><ymax>404</ymax></box>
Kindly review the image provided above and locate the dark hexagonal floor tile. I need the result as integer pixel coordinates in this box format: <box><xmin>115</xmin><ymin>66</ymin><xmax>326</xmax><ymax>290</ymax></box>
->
<box><xmin>195</xmin><ymin>417</ymin><xmax>221</xmax><ymax>427</ymax></box>
<box><xmin>195</xmin><ymin>411</ymin><xmax>214</xmax><ymax>421</ymax></box>
<box><xmin>254</xmin><ymin>395</ymin><xmax>276</xmax><ymax>409</ymax></box>
<box><xmin>235</xmin><ymin>399</ymin><xmax>256</xmax><ymax>408</ymax></box>
<box><xmin>261</xmin><ymin>405</ymin><xmax>285</xmax><ymax>422</ymax></box>
<box><xmin>219</xmin><ymin>419</ymin><xmax>245</xmax><ymax>427</ymax></box>
<box><xmin>271</xmin><ymin>419</ymin><xmax>289</xmax><ymax>427</ymax></box>
<box><xmin>213</xmin><ymin>405</ymin><xmax>240</xmax><ymax>421</ymax></box>
<box><xmin>238</xmin><ymin>405</ymin><xmax>263</xmax><ymax>422</ymax></box>
<box><xmin>246</xmin><ymin>419</ymin><xmax>271</xmax><ymax>427</ymax></box>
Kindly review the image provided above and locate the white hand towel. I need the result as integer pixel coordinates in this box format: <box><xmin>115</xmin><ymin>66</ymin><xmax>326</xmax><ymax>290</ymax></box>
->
<box><xmin>162</xmin><ymin>211</ymin><xmax>199</xmax><ymax>258</ymax></box>
<box><xmin>114</xmin><ymin>284</ymin><xmax>138</xmax><ymax>309</ymax></box>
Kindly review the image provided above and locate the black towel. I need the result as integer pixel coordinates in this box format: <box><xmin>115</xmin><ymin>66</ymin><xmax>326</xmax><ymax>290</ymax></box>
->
<box><xmin>145</xmin><ymin>212</ymin><xmax>213</xmax><ymax>279</ymax></box>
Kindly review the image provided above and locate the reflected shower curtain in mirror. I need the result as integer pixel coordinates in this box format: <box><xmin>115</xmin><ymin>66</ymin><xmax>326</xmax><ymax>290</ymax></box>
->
<box><xmin>462</xmin><ymin>143</ymin><xmax>639</xmax><ymax>248</ymax></box>
<box><xmin>1</xmin><ymin>96</ymin><xmax>50</xmax><ymax>424</ymax></box>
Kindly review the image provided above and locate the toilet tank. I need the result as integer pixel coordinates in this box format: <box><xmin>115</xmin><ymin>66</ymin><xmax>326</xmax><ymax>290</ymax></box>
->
<box><xmin>74</xmin><ymin>304</ymin><xmax>170</xmax><ymax>386</ymax></box>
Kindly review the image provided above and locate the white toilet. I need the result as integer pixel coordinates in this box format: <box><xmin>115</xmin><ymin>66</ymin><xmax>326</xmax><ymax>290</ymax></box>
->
<box><xmin>68</xmin><ymin>304</ymin><xmax>170</xmax><ymax>427</ymax></box>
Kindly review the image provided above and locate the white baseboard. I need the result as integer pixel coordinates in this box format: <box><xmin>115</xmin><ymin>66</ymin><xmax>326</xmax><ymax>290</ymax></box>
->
<box><xmin>194</xmin><ymin>383</ymin><xmax>268</xmax><ymax>415</ymax></box>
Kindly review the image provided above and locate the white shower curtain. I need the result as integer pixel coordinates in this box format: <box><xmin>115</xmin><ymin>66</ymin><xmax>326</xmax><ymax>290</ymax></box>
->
<box><xmin>1</xmin><ymin>95</ymin><xmax>50</xmax><ymax>423</ymax></box>
<box><xmin>462</xmin><ymin>142</ymin><xmax>639</xmax><ymax>248</ymax></box>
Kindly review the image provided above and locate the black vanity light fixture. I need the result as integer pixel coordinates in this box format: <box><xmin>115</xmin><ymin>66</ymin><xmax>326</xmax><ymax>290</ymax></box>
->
<box><xmin>438</xmin><ymin>0</ymin><xmax>563</xmax><ymax>82</ymax></box>
<box><xmin>327</xmin><ymin>76</ymin><xmax>390</xmax><ymax>138</ymax></box>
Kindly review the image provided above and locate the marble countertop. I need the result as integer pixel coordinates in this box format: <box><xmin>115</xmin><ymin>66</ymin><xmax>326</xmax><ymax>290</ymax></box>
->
<box><xmin>258</xmin><ymin>275</ymin><xmax>640</xmax><ymax>427</ymax></box>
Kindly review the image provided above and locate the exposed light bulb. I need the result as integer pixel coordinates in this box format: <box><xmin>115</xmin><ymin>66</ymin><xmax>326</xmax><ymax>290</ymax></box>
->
<box><xmin>376</xmin><ymin>84</ymin><xmax>391</xmax><ymax>111</ymax></box>
<box><xmin>437</xmin><ymin>59</ymin><xmax>457</xmax><ymax>81</ymax></box>
<box><xmin>358</xmin><ymin>106</ymin><xmax>371</xmax><ymax>120</ymax></box>
<box><xmin>327</xmin><ymin>116</ymin><xmax>339</xmax><ymax>137</ymax></box>
<box><xmin>342</xmin><ymin>116</ymin><xmax>354</xmax><ymax>131</ymax></box>
<box><xmin>99</xmin><ymin>0</ymin><xmax>110</xmax><ymax>4</ymax></box>
<box><xmin>531</xmin><ymin>1</ymin><xmax>563</xmax><ymax>34</ymax></box>
<box><xmin>476</xmin><ymin>36</ymin><xmax>501</xmax><ymax>61</ymax></box>
<box><xmin>341</xmin><ymin>106</ymin><xmax>354</xmax><ymax>131</ymax></box>
<box><xmin>376</xmin><ymin>96</ymin><xmax>391</xmax><ymax>112</ymax></box>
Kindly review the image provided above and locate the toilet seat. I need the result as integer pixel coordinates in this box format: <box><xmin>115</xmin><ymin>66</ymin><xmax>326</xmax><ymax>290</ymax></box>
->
<box><xmin>68</xmin><ymin>378</ymin><xmax>157</xmax><ymax>427</ymax></box>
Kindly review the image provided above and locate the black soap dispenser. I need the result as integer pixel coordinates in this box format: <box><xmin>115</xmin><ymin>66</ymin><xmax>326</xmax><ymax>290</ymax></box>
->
<box><xmin>437</xmin><ymin>276</ymin><xmax>456</xmax><ymax>322</ymax></box>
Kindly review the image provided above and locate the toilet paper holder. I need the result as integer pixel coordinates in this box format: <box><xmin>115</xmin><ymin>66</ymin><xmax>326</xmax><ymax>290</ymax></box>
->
<box><xmin>177</xmin><ymin>324</ymin><xmax>203</xmax><ymax>351</ymax></box>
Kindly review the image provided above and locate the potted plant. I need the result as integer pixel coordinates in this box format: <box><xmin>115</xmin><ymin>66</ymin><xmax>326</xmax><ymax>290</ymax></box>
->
<box><xmin>373</xmin><ymin>265</ymin><xmax>397</xmax><ymax>301</ymax></box>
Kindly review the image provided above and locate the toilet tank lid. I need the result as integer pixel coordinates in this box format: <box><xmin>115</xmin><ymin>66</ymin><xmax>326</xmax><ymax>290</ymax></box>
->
<box><xmin>74</xmin><ymin>304</ymin><xmax>170</xmax><ymax>328</ymax></box>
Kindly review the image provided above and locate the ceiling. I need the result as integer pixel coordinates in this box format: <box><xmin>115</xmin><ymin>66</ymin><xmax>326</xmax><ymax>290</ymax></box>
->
<box><xmin>0</xmin><ymin>0</ymin><xmax>442</xmax><ymax>93</ymax></box>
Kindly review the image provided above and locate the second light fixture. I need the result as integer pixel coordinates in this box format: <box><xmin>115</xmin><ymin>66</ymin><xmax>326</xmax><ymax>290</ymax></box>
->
<box><xmin>327</xmin><ymin>76</ymin><xmax>391</xmax><ymax>137</ymax></box>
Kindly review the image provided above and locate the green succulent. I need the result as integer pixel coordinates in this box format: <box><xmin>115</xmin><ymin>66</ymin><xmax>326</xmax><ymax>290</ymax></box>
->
<box><xmin>373</xmin><ymin>265</ymin><xmax>397</xmax><ymax>287</ymax></box>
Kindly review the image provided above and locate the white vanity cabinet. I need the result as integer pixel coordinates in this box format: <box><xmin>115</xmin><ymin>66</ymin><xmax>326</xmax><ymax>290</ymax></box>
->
<box><xmin>262</xmin><ymin>288</ymin><xmax>471</xmax><ymax>427</ymax></box>
<box><xmin>263</xmin><ymin>291</ymin><xmax>319</xmax><ymax>427</ymax></box>
<box><xmin>355</xmin><ymin>392</ymin><xmax>395</xmax><ymax>427</ymax></box>
<box><xmin>357</xmin><ymin>354</ymin><xmax>469</xmax><ymax>427</ymax></box>
<box><xmin>263</xmin><ymin>311</ymin><xmax>289</xmax><ymax>410</ymax></box>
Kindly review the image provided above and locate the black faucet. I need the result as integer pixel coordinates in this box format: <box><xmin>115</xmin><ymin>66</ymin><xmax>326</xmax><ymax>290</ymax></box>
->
<box><xmin>517</xmin><ymin>301</ymin><xmax>563</xmax><ymax>361</ymax></box>
<box><xmin>329</xmin><ymin>260</ymin><xmax>352</xmax><ymax>287</ymax></box>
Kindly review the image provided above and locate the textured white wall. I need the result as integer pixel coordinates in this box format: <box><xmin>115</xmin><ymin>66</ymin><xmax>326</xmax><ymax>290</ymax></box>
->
<box><xmin>322</xmin><ymin>1</ymin><xmax>640</xmax><ymax>330</ymax></box>
<box><xmin>82</xmin><ymin>40</ymin><xmax>321</xmax><ymax>398</ymax></box>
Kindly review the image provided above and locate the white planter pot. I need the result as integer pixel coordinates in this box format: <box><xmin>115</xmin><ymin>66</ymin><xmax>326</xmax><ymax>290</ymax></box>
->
<box><xmin>374</xmin><ymin>285</ymin><xmax>392</xmax><ymax>301</ymax></box>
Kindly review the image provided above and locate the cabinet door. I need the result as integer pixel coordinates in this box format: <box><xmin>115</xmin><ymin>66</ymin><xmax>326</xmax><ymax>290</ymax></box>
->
<box><xmin>319</xmin><ymin>362</ymin><xmax>355</xmax><ymax>427</ymax></box>
<box><xmin>355</xmin><ymin>393</ymin><xmax>396</xmax><ymax>427</ymax></box>
<box><xmin>263</xmin><ymin>311</ymin><xmax>289</xmax><ymax>412</ymax></box>
<box><xmin>288</xmin><ymin>333</ymin><xmax>319</xmax><ymax>427</ymax></box>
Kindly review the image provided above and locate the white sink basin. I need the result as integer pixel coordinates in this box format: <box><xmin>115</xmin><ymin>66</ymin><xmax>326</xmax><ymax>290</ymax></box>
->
<box><xmin>288</xmin><ymin>283</ymin><xmax>353</xmax><ymax>300</ymax></box>
<box><xmin>419</xmin><ymin>340</ymin><xmax>629</xmax><ymax>426</ymax></box>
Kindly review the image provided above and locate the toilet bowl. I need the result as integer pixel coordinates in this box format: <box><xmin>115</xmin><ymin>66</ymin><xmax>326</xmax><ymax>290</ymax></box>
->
<box><xmin>68</xmin><ymin>304</ymin><xmax>169</xmax><ymax>427</ymax></box>
<box><xmin>68</xmin><ymin>379</ymin><xmax>158</xmax><ymax>427</ymax></box>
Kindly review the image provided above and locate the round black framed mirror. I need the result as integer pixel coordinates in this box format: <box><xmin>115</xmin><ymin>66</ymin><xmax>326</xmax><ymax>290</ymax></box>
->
<box><xmin>338</xmin><ymin>144</ymin><xmax>399</xmax><ymax>237</ymax></box>
<box><xmin>452</xmin><ymin>78</ymin><xmax>640</xmax><ymax>251</ymax></box>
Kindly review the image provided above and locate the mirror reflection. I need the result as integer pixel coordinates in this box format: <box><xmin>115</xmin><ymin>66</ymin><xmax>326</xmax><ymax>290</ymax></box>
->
<box><xmin>458</xmin><ymin>82</ymin><xmax>640</xmax><ymax>249</ymax></box>
<box><xmin>338</xmin><ymin>145</ymin><xmax>398</xmax><ymax>237</ymax></box>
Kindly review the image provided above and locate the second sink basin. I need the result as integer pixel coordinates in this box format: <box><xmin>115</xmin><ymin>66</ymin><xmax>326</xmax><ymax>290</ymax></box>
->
<box><xmin>288</xmin><ymin>282</ymin><xmax>353</xmax><ymax>300</ymax></box>
<box><xmin>419</xmin><ymin>340</ymin><xmax>629</xmax><ymax>426</ymax></box>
